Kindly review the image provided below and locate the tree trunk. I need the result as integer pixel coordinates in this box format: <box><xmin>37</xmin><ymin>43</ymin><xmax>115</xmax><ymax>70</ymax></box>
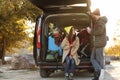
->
<box><xmin>0</xmin><ymin>37</ymin><xmax>6</xmax><ymax>64</ymax></box>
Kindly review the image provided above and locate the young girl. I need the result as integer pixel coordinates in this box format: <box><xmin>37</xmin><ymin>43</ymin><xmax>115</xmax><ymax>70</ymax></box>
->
<box><xmin>61</xmin><ymin>26</ymin><xmax>80</xmax><ymax>80</ymax></box>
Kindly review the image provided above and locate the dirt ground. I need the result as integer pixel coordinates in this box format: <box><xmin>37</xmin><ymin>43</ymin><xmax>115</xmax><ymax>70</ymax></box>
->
<box><xmin>0</xmin><ymin>60</ymin><xmax>120</xmax><ymax>80</ymax></box>
<box><xmin>104</xmin><ymin>61</ymin><xmax>120</xmax><ymax>80</ymax></box>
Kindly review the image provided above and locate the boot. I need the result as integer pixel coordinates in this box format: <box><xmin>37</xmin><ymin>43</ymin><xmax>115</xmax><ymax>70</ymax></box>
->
<box><xmin>99</xmin><ymin>69</ymin><xmax>104</xmax><ymax>80</ymax></box>
<box><xmin>92</xmin><ymin>70</ymin><xmax>101</xmax><ymax>80</ymax></box>
<box><xmin>92</xmin><ymin>77</ymin><xmax>98</xmax><ymax>80</ymax></box>
<box><xmin>65</xmin><ymin>73</ymin><xmax>69</xmax><ymax>80</ymax></box>
<box><xmin>69</xmin><ymin>73</ymin><xmax>74</xmax><ymax>80</ymax></box>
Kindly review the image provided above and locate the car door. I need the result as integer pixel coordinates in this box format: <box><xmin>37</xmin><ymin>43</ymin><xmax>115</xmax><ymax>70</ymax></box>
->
<box><xmin>33</xmin><ymin>15</ymin><xmax>43</xmax><ymax>66</ymax></box>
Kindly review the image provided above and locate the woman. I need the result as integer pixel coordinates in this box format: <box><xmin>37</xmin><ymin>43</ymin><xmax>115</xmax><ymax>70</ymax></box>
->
<box><xmin>61</xmin><ymin>26</ymin><xmax>80</xmax><ymax>80</ymax></box>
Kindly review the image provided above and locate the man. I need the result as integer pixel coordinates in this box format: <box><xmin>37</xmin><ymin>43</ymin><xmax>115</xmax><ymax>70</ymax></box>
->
<box><xmin>91</xmin><ymin>8</ymin><xmax>108</xmax><ymax>80</ymax></box>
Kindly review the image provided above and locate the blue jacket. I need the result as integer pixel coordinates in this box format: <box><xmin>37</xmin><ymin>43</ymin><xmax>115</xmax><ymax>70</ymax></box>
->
<box><xmin>48</xmin><ymin>36</ymin><xmax>62</xmax><ymax>56</ymax></box>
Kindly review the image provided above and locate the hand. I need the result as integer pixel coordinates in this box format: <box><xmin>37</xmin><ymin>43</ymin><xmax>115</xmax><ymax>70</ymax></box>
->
<box><xmin>69</xmin><ymin>55</ymin><xmax>73</xmax><ymax>59</ymax></box>
<box><xmin>70</xmin><ymin>44</ymin><xmax>73</xmax><ymax>47</ymax></box>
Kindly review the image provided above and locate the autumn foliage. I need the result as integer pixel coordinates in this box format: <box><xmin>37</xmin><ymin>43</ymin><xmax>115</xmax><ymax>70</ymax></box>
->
<box><xmin>105</xmin><ymin>44</ymin><xmax>120</xmax><ymax>56</ymax></box>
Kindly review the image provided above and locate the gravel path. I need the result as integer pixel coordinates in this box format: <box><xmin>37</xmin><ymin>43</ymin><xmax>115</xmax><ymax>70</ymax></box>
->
<box><xmin>0</xmin><ymin>61</ymin><xmax>120</xmax><ymax>80</ymax></box>
<box><xmin>104</xmin><ymin>61</ymin><xmax>120</xmax><ymax>80</ymax></box>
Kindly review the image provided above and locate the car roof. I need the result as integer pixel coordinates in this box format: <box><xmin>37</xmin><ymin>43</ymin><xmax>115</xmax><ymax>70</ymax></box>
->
<box><xmin>29</xmin><ymin>0</ymin><xmax>91</xmax><ymax>13</ymax></box>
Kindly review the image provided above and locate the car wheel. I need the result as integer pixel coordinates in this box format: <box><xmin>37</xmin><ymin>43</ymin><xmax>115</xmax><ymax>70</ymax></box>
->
<box><xmin>88</xmin><ymin>67</ymin><xmax>94</xmax><ymax>73</ymax></box>
<box><xmin>40</xmin><ymin>69</ymin><xmax>50</xmax><ymax>78</ymax></box>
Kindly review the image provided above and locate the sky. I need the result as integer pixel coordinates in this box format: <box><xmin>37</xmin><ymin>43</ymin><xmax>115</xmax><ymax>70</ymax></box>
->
<box><xmin>91</xmin><ymin>0</ymin><xmax>120</xmax><ymax>48</ymax></box>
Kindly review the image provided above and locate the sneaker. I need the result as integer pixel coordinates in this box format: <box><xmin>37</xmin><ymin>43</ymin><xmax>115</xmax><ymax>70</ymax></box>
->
<box><xmin>92</xmin><ymin>77</ymin><xmax>98</xmax><ymax>80</ymax></box>
<box><xmin>99</xmin><ymin>69</ymin><xmax>104</xmax><ymax>80</ymax></box>
<box><xmin>65</xmin><ymin>73</ymin><xmax>69</xmax><ymax>80</ymax></box>
<box><xmin>69</xmin><ymin>73</ymin><xmax>73</xmax><ymax>80</ymax></box>
<box><xmin>65</xmin><ymin>76</ymin><xmax>69</xmax><ymax>80</ymax></box>
<box><xmin>92</xmin><ymin>70</ymin><xmax>99</xmax><ymax>80</ymax></box>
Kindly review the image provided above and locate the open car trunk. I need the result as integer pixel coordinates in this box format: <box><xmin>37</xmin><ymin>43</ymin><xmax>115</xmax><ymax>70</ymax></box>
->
<box><xmin>45</xmin><ymin>13</ymin><xmax>91</xmax><ymax>27</ymax></box>
<box><xmin>42</xmin><ymin>12</ymin><xmax>92</xmax><ymax>63</ymax></box>
<box><xmin>29</xmin><ymin>0</ymin><xmax>91</xmax><ymax>13</ymax></box>
<box><xmin>30</xmin><ymin>0</ymin><xmax>94</xmax><ymax>78</ymax></box>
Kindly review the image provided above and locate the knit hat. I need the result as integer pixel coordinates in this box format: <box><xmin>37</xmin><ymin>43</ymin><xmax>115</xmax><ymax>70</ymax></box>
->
<box><xmin>92</xmin><ymin>8</ymin><xmax>100</xmax><ymax>16</ymax></box>
<box><xmin>64</xmin><ymin>26</ymin><xmax>72</xmax><ymax>34</ymax></box>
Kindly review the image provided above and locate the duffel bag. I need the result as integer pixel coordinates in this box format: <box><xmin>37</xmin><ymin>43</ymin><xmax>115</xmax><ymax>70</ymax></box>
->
<box><xmin>46</xmin><ymin>50</ymin><xmax>59</xmax><ymax>61</ymax></box>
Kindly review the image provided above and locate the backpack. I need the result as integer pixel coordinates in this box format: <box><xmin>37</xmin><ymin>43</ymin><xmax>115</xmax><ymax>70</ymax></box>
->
<box><xmin>46</xmin><ymin>50</ymin><xmax>59</xmax><ymax>61</ymax></box>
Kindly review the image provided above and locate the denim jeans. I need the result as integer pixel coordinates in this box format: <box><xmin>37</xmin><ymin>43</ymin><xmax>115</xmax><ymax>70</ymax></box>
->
<box><xmin>91</xmin><ymin>47</ymin><xmax>105</xmax><ymax>71</ymax></box>
<box><xmin>64</xmin><ymin>56</ymin><xmax>75</xmax><ymax>74</ymax></box>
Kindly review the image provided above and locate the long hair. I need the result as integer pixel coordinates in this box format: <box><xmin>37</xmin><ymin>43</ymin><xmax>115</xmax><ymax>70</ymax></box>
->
<box><xmin>68</xmin><ymin>27</ymin><xmax>76</xmax><ymax>43</ymax></box>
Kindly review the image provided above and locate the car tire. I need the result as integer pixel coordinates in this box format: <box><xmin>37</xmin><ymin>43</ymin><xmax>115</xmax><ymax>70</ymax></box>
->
<box><xmin>88</xmin><ymin>67</ymin><xmax>94</xmax><ymax>73</ymax></box>
<box><xmin>40</xmin><ymin>68</ymin><xmax>50</xmax><ymax>78</ymax></box>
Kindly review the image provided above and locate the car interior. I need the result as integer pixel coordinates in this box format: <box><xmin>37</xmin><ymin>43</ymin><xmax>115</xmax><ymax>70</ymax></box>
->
<box><xmin>30</xmin><ymin>0</ymin><xmax>94</xmax><ymax>77</ymax></box>
<box><xmin>43</xmin><ymin>13</ymin><xmax>92</xmax><ymax>62</ymax></box>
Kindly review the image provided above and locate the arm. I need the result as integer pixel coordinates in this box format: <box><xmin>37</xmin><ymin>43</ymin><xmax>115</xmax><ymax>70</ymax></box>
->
<box><xmin>71</xmin><ymin>37</ymin><xmax>80</xmax><ymax>55</ymax></box>
<box><xmin>61</xmin><ymin>37</ymin><xmax>69</xmax><ymax>50</ymax></box>
<box><xmin>94</xmin><ymin>16</ymin><xmax>107</xmax><ymax>36</ymax></box>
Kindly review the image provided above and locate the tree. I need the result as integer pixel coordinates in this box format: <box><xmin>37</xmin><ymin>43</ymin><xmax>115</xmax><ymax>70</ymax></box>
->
<box><xmin>113</xmin><ymin>19</ymin><xmax>120</xmax><ymax>44</ymax></box>
<box><xmin>0</xmin><ymin>0</ymin><xmax>42</xmax><ymax>64</ymax></box>
<box><xmin>105</xmin><ymin>19</ymin><xmax>120</xmax><ymax>56</ymax></box>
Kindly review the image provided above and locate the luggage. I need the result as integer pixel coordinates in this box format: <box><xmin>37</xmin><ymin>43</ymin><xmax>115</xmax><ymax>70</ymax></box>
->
<box><xmin>48</xmin><ymin>36</ymin><xmax>63</xmax><ymax>56</ymax></box>
<box><xmin>46</xmin><ymin>50</ymin><xmax>59</xmax><ymax>61</ymax></box>
<box><xmin>77</xmin><ymin>29</ymin><xmax>91</xmax><ymax>58</ymax></box>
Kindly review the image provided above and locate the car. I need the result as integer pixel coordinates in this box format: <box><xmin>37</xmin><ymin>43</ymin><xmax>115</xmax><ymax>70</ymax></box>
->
<box><xmin>29</xmin><ymin>0</ymin><xmax>94</xmax><ymax>78</ymax></box>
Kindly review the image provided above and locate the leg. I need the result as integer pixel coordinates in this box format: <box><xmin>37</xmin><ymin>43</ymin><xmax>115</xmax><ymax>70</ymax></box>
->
<box><xmin>64</xmin><ymin>56</ymin><xmax>70</xmax><ymax>80</ymax></box>
<box><xmin>96</xmin><ymin>48</ymin><xmax>105</xmax><ymax>69</ymax></box>
<box><xmin>69</xmin><ymin>58</ymin><xmax>75</xmax><ymax>74</ymax></box>
<box><xmin>64</xmin><ymin>56</ymin><xmax>71</xmax><ymax>73</ymax></box>
<box><xmin>96</xmin><ymin>48</ymin><xmax>105</xmax><ymax>80</ymax></box>
<box><xmin>69</xmin><ymin>58</ymin><xmax>75</xmax><ymax>80</ymax></box>
<box><xmin>91</xmin><ymin>48</ymin><xmax>101</xmax><ymax>80</ymax></box>
<box><xmin>91</xmin><ymin>48</ymin><xmax>101</xmax><ymax>71</ymax></box>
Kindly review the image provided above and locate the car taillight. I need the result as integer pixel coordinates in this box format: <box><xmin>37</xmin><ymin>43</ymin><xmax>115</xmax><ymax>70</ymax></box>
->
<box><xmin>37</xmin><ymin>27</ymin><xmax>40</xmax><ymax>42</ymax></box>
<box><xmin>38</xmin><ymin>35</ymin><xmax>40</xmax><ymax>43</ymax></box>
<box><xmin>37</xmin><ymin>27</ymin><xmax>41</xmax><ymax>48</ymax></box>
